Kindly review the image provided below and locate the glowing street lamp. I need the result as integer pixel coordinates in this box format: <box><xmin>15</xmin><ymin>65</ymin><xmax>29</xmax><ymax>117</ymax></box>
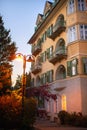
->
<box><xmin>15</xmin><ymin>53</ymin><xmax>35</xmax><ymax>123</ymax></box>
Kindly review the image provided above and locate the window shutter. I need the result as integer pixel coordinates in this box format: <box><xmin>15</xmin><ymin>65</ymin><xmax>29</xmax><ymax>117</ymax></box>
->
<box><xmin>46</xmin><ymin>71</ymin><xmax>49</xmax><ymax>83</ymax></box>
<box><xmin>82</xmin><ymin>57</ymin><xmax>87</xmax><ymax>74</ymax></box>
<box><xmin>40</xmin><ymin>75</ymin><xmax>43</xmax><ymax>85</ymax></box>
<box><xmin>67</xmin><ymin>61</ymin><xmax>72</xmax><ymax>76</ymax></box>
<box><xmin>31</xmin><ymin>78</ymin><xmax>34</xmax><ymax>87</ymax></box>
<box><xmin>47</xmin><ymin>27</ymin><xmax>50</xmax><ymax>37</ymax></box>
<box><xmin>50</xmin><ymin>70</ymin><xmax>53</xmax><ymax>82</ymax></box>
<box><xmin>50</xmin><ymin>46</ymin><xmax>53</xmax><ymax>58</ymax></box>
<box><xmin>45</xmin><ymin>73</ymin><xmax>47</xmax><ymax>84</ymax></box>
<box><xmin>46</xmin><ymin>48</ymin><xmax>50</xmax><ymax>59</ymax></box>
<box><xmin>43</xmin><ymin>51</ymin><xmax>46</xmax><ymax>62</ymax></box>
<box><xmin>48</xmin><ymin>71</ymin><xmax>50</xmax><ymax>83</ymax></box>
<box><xmin>40</xmin><ymin>53</ymin><xmax>43</xmax><ymax>62</ymax></box>
<box><xmin>41</xmin><ymin>34</ymin><xmax>44</xmax><ymax>43</ymax></box>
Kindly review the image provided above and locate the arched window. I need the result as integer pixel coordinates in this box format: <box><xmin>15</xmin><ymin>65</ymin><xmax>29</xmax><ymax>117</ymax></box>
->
<box><xmin>56</xmin><ymin>14</ymin><xmax>64</xmax><ymax>24</ymax></box>
<box><xmin>56</xmin><ymin>65</ymin><xmax>66</xmax><ymax>80</ymax></box>
<box><xmin>55</xmin><ymin>38</ymin><xmax>65</xmax><ymax>53</ymax></box>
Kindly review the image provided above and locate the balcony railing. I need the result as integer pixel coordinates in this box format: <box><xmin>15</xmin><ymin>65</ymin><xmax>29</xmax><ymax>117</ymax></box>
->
<box><xmin>49</xmin><ymin>21</ymin><xmax>66</xmax><ymax>39</ymax></box>
<box><xmin>49</xmin><ymin>47</ymin><xmax>67</xmax><ymax>64</ymax></box>
<box><xmin>32</xmin><ymin>44</ymin><xmax>42</xmax><ymax>56</ymax></box>
<box><xmin>31</xmin><ymin>63</ymin><xmax>42</xmax><ymax>74</ymax></box>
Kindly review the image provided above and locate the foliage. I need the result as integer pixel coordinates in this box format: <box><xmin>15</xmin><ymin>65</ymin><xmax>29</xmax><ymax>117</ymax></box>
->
<box><xmin>58</xmin><ymin>110</ymin><xmax>69</xmax><ymax>125</ymax></box>
<box><xmin>58</xmin><ymin>111</ymin><xmax>87</xmax><ymax>127</ymax></box>
<box><xmin>14</xmin><ymin>74</ymin><xmax>22</xmax><ymax>89</ymax></box>
<box><xmin>23</xmin><ymin>97</ymin><xmax>37</xmax><ymax>128</ymax></box>
<box><xmin>0</xmin><ymin>89</ymin><xmax>37</xmax><ymax>129</ymax></box>
<box><xmin>26</xmin><ymin>72</ymin><xmax>31</xmax><ymax>88</ymax></box>
<box><xmin>0</xmin><ymin>90</ymin><xmax>22</xmax><ymax>129</ymax></box>
<box><xmin>0</xmin><ymin>15</ymin><xmax>17</xmax><ymax>93</ymax></box>
<box><xmin>26</xmin><ymin>84</ymin><xmax>57</xmax><ymax>101</ymax></box>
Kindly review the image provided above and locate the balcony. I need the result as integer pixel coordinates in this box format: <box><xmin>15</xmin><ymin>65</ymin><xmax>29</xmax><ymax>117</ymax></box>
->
<box><xmin>32</xmin><ymin>44</ymin><xmax>42</xmax><ymax>56</ymax></box>
<box><xmin>31</xmin><ymin>63</ymin><xmax>42</xmax><ymax>74</ymax></box>
<box><xmin>49</xmin><ymin>21</ymin><xmax>66</xmax><ymax>39</ymax></box>
<box><xmin>49</xmin><ymin>47</ymin><xmax>67</xmax><ymax>64</ymax></box>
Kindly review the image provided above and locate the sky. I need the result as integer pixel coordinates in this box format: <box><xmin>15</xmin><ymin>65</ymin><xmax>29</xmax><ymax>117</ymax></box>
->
<box><xmin>0</xmin><ymin>0</ymin><xmax>54</xmax><ymax>86</ymax></box>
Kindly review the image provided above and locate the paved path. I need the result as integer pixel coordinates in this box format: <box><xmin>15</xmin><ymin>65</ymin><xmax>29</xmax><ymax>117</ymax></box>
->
<box><xmin>34</xmin><ymin>118</ymin><xmax>87</xmax><ymax>130</ymax></box>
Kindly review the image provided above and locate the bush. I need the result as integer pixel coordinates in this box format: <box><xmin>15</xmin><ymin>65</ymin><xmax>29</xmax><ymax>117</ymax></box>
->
<box><xmin>58</xmin><ymin>110</ymin><xmax>69</xmax><ymax>125</ymax></box>
<box><xmin>0</xmin><ymin>91</ymin><xmax>22</xmax><ymax>129</ymax></box>
<box><xmin>23</xmin><ymin>97</ymin><xmax>37</xmax><ymax>128</ymax></box>
<box><xmin>0</xmin><ymin>91</ymin><xmax>37</xmax><ymax>129</ymax></box>
<box><xmin>58</xmin><ymin>111</ymin><xmax>87</xmax><ymax>127</ymax></box>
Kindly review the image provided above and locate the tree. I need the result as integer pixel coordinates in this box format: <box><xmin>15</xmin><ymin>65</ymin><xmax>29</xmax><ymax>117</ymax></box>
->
<box><xmin>0</xmin><ymin>15</ymin><xmax>17</xmax><ymax>94</ymax></box>
<box><xmin>26</xmin><ymin>72</ymin><xmax>31</xmax><ymax>88</ymax></box>
<box><xmin>14</xmin><ymin>74</ymin><xmax>22</xmax><ymax>90</ymax></box>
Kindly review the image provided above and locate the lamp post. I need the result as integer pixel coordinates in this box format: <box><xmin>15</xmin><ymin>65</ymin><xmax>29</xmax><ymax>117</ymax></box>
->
<box><xmin>15</xmin><ymin>53</ymin><xmax>35</xmax><ymax>123</ymax></box>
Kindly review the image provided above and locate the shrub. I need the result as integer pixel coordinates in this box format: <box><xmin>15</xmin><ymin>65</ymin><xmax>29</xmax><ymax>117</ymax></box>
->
<box><xmin>0</xmin><ymin>91</ymin><xmax>22</xmax><ymax>129</ymax></box>
<box><xmin>58</xmin><ymin>110</ymin><xmax>69</xmax><ymax>125</ymax></box>
<box><xmin>23</xmin><ymin>97</ymin><xmax>37</xmax><ymax>128</ymax></box>
<box><xmin>58</xmin><ymin>111</ymin><xmax>87</xmax><ymax>128</ymax></box>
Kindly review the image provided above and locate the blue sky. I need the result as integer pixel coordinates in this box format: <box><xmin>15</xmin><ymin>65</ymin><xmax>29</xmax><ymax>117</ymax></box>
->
<box><xmin>0</xmin><ymin>0</ymin><xmax>53</xmax><ymax>85</ymax></box>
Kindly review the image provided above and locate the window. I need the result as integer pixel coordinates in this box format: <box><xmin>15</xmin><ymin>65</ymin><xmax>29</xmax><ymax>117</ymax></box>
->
<box><xmin>79</xmin><ymin>25</ymin><xmax>87</xmax><ymax>40</ymax></box>
<box><xmin>38</xmin><ymin>96</ymin><xmax>44</xmax><ymax>108</ymax></box>
<box><xmin>68</xmin><ymin>0</ymin><xmax>75</xmax><ymax>14</ymax></box>
<box><xmin>36</xmin><ymin>76</ymin><xmax>41</xmax><ymax>87</ymax></box>
<box><xmin>56</xmin><ymin>65</ymin><xmax>66</xmax><ymax>80</ymax></box>
<box><xmin>68</xmin><ymin>26</ymin><xmax>77</xmax><ymax>43</ymax></box>
<box><xmin>47</xmin><ymin>46</ymin><xmax>53</xmax><ymax>59</ymax></box>
<box><xmin>42</xmin><ymin>32</ymin><xmax>47</xmax><ymax>43</ymax></box>
<box><xmin>78</xmin><ymin>0</ymin><xmax>85</xmax><ymax>11</ymax></box>
<box><xmin>61</xmin><ymin>95</ymin><xmax>67</xmax><ymax>111</ymax></box>
<box><xmin>31</xmin><ymin>78</ymin><xmax>34</xmax><ymax>87</ymax></box>
<box><xmin>67</xmin><ymin>59</ymin><xmax>78</xmax><ymax>76</ymax></box>
<box><xmin>47</xmin><ymin>25</ymin><xmax>53</xmax><ymax>37</ymax></box>
<box><xmin>41</xmin><ymin>73</ymin><xmax>47</xmax><ymax>85</ymax></box>
<box><xmin>82</xmin><ymin>57</ymin><xmax>87</xmax><ymax>74</ymax></box>
<box><xmin>46</xmin><ymin>70</ymin><xmax>53</xmax><ymax>83</ymax></box>
<box><xmin>41</xmin><ymin>51</ymin><xmax>46</xmax><ymax>62</ymax></box>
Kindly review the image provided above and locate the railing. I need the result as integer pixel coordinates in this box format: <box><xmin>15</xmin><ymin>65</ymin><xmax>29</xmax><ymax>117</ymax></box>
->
<box><xmin>49</xmin><ymin>47</ymin><xmax>67</xmax><ymax>64</ymax></box>
<box><xmin>32</xmin><ymin>44</ymin><xmax>42</xmax><ymax>56</ymax></box>
<box><xmin>31</xmin><ymin>63</ymin><xmax>42</xmax><ymax>74</ymax></box>
<box><xmin>53</xmin><ymin>21</ymin><xmax>66</xmax><ymax>32</ymax></box>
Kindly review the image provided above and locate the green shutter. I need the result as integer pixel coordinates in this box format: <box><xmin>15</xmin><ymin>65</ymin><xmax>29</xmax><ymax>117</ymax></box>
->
<box><xmin>46</xmin><ymin>48</ymin><xmax>50</xmax><ymax>59</ymax></box>
<box><xmin>47</xmin><ymin>27</ymin><xmax>50</xmax><ymax>37</ymax></box>
<box><xmin>50</xmin><ymin>46</ymin><xmax>53</xmax><ymax>58</ymax></box>
<box><xmin>45</xmin><ymin>51</ymin><xmax>46</xmax><ymax>61</ymax></box>
<box><xmin>40</xmin><ymin>53</ymin><xmax>43</xmax><ymax>62</ymax></box>
<box><xmin>41</xmin><ymin>34</ymin><xmax>44</xmax><ymax>43</ymax></box>
<box><xmin>31</xmin><ymin>78</ymin><xmax>34</xmax><ymax>87</ymax></box>
<box><xmin>67</xmin><ymin>61</ymin><xmax>72</xmax><ymax>76</ymax></box>
<box><xmin>82</xmin><ymin>57</ymin><xmax>87</xmax><ymax>74</ymax></box>
<box><xmin>50</xmin><ymin>70</ymin><xmax>53</xmax><ymax>82</ymax></box>
<box><xmin>40</xmin><ymin>75</ymin><xmax>43</xmax><ymax>85</ymax></box>
<box><xmin>46</xmin><ymin>72</ymin><xmax>49</xmax><ymax>83</ymax></box>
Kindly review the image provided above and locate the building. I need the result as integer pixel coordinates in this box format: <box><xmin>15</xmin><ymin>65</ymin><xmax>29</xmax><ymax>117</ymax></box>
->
<box><xmin>28</xmin><ymin>0</ymin><xmax>87</xmax><ymax>119</ymax></box>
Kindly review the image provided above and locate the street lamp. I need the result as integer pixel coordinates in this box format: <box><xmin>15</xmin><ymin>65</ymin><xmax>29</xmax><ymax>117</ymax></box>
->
<box><xmin>15</xmin><ymin>53</ymin><xmax>35</xmax><ymax>123</ymax></box>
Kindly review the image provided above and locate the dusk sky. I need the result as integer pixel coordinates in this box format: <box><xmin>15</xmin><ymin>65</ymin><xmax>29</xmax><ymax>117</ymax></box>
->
<box><xmin>0</xmin><ymin>0</ymin><xmax>53</xmax><ymax>85</ymax></box>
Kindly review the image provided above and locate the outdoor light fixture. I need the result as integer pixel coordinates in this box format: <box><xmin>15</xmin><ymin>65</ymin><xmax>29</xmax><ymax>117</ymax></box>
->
<box><xmin>15</xmin><ymin>53</ymin><xmax>35</xmax><ymax>123</ymax></box>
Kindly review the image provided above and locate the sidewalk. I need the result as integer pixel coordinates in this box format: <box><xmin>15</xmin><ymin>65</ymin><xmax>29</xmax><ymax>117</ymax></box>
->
<box><xmin>34</xmin><ymin>118</ymin><xmax>87</xmax><ymax>130</ymax></box>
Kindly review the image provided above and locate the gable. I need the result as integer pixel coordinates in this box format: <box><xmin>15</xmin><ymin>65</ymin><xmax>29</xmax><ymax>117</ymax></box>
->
<box><xmin>36</xmin><ymin>13</ymin><xmax>43</xmax><ymax>26</ymax></box>
<box><xmin>43</xmin><ymin>1</ymin><xmax>53</xmax><ymax>15</ymax></box>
